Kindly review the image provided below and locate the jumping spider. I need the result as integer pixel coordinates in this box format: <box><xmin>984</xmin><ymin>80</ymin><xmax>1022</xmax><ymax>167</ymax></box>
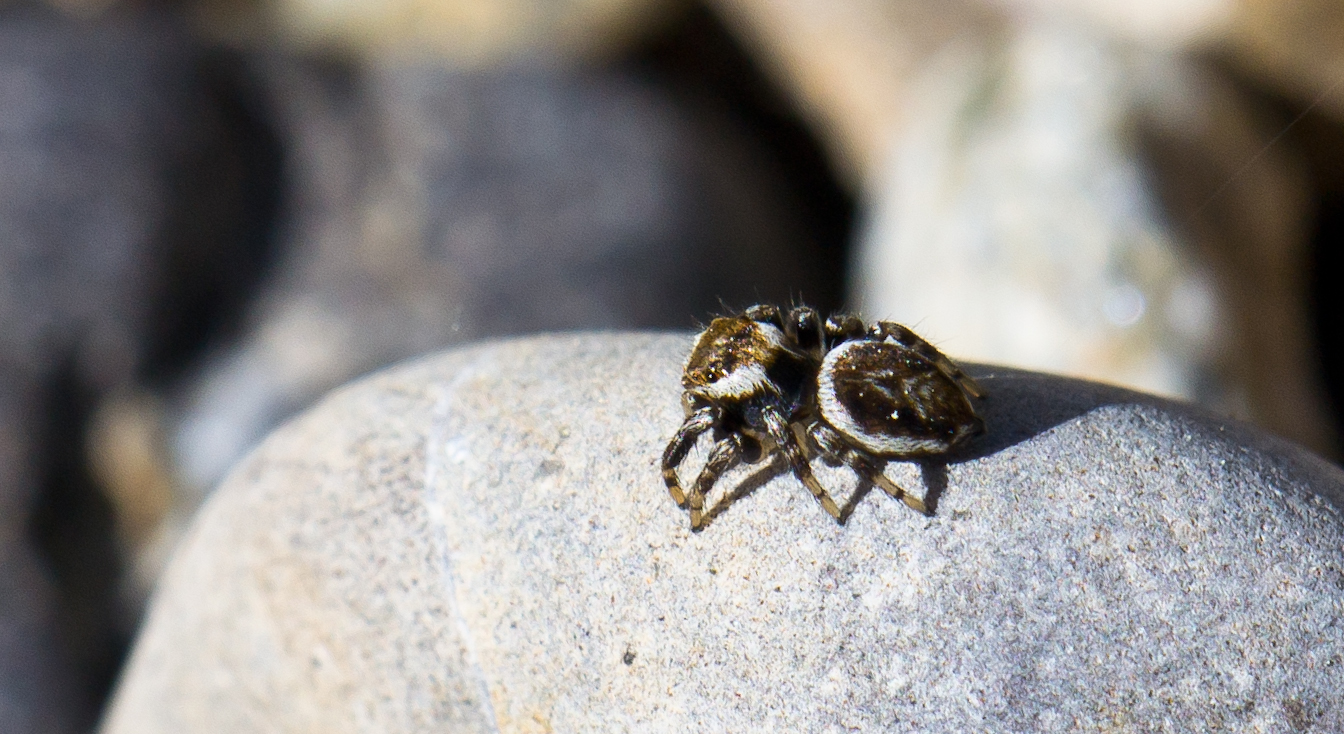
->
<box><xmin>662</xmin><ymin>304</ymin><xmax>985</xmax><ymax>530</ymax></box>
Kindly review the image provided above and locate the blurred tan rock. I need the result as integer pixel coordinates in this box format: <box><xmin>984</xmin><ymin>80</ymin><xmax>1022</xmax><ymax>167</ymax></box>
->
<box><xmin>980</xmin><ymin>0</ymin><xmax>1234</xmax><ymax>49</ymax></box>
<box><xmin>712</xmin><ymin>0</ymin><xmax>1337</xmax><ymax>455</ymax></box>
<box><xmin>979</xmin><ymin>0</ymin><xmax>1344</xmax><ymax>121</ymax></box>
<box><xmin>195</xmin><ymin>0</ymin><xmax>680</xmax><ymax>64</ymax></box>
<box><xmin>86</xmin><ymin>390</ymin><xmax>182</xmax><ymax>596</ymax></box>
<box><xmin>1134</xmin><ymin>55</ymin><xmax>1338</xmax><ymax>462</ymax></box>
<box><xmin>195</xmin><ymin>0</ymin><xmax>1344</xmax><ymax>123</ymax></box>
<box><xmin>939</xmin><ymin>0</ymin><xmax>1344</xmax><ymax>122</ymax></box>
<box><xmin>853</xmin><ymin>18</ymin><xmax>1335</xmax><ymax>455</ymax></box>
<box><xmin>708</xmin><ymin>0</ymin><xmax>1002</xmax><ymax>187</ymax></box>
<box><xmin>1222</xmin><ymin>0</ymin><xmax>1344</xmax><ymax>119</ymax></box>
<box><xmin>854</xmin><ymin>23</ymin><xmax>1220</xmax><ymax>399</ymax></box>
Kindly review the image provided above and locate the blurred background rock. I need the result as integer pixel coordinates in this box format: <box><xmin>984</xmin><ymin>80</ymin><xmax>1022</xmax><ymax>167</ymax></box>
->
<box><xmin>0</xmin><ymin>0</ymin><xmax>1340</xmax><ymax>730</ymax></box>
<box><xmin>0</xmin><ymin>9</ymin><xmax>279</xmax><ymax>731</ymax></box>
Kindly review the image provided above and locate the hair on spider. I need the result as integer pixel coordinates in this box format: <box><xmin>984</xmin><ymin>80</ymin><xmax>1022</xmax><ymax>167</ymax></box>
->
<box><xmin>662</xmin><ymin>303</ymin><xmax>985</xmax><ymax>530</ymax></box>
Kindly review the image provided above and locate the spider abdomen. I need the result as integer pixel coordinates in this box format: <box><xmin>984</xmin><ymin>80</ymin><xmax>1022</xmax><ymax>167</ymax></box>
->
<box><xmin>817</xmin><ymin>340</ymin><xmax>982</xmax><ymax>457</ymax></box>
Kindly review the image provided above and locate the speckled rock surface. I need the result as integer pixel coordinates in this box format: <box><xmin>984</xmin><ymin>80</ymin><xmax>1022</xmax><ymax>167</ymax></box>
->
<box><xmin>103</xmin><ymin>333</ymin><xmax>1344</xmax><ymax>732</ymax></box>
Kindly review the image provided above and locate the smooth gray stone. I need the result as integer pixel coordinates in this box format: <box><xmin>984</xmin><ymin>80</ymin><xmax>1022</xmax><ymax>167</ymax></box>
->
<box><xmin>103</xmin><ymin>333</ymin><xmax>1344</xmax><ymax>732</ymax></box>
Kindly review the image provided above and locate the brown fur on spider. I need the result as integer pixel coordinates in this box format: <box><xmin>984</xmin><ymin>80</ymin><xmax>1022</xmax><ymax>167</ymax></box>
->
<box><xmin>662</xmin><ymin>304</ymin><xmax>985</xmax><ymax>531</ymax></box>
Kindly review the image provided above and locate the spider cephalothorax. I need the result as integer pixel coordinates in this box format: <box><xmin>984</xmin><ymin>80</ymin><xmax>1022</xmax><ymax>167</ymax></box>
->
<box><xmin>662</xmin><ymin>304</ymin><xmax>984</xmax><ymax>530</ymax></box>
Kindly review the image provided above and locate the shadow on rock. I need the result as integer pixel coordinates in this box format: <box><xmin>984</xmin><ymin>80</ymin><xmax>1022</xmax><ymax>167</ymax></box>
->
<box><xmin>692</xmin><ymin>362</ymin><xmax>1341</xmax><ymax>524</ymax></box>
<box><xmin>952</xmin><ymin>364</ymin><xmax>1175</xmax><ymax>462</ymax></box>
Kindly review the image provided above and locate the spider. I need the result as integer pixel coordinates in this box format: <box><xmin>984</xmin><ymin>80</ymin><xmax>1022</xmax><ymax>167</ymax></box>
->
<box><xmin>661</xmin><ymin>304</ymin><xmax>985</xmax><ymax>530</ymax></box>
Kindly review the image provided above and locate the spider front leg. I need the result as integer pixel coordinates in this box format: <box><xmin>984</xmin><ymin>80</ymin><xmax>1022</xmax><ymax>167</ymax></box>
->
<box><xmin>688</xmin><ymin>433</ymin><xmax>746</xmax><ymax>530</ymax></box>
<box><xmin>762</xmin><ymin>409</ymin><xmax>841</xmax><ymax>522</ymax></box>
<box><xmin>808</xmin><ymin>422</ymin><xmax>931</xmax><ymax>516</ymax></box>
<box><xmin>823</xmin><ymin>313</ymin><xmax>866</xmax><ymax>344</ymax></box>
<box><xmin>741</xmin><ymin>303</ymin><xmax>785</xmax><ymax>328</ymax></box>
<box><xmin>662</xmin><ymin>407</ymin><xmax>715</xmax><ymax>508</ymax></box>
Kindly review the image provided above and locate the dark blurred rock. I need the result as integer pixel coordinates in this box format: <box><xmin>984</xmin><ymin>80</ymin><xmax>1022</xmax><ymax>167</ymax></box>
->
<box><xmin>0</xmin><ymin>14</ymin><xmax>181</xmax><ymax>389</ymax></box>
<box><xmin>0</xmin><ymin>7</ymin><xmax>280</xmax><ymax>731</ymax></box>
<box><xmin>168</xmin><ymin>54</ymin><xmax>846</xmax><ymax>512</ymax></box>
<box><xmin>368</xmin><ymin>63</ymin><xmax>833</xmax><ymax>332</ymax></box>
<box><xmin>0</xmin><ymin>375</ymin><xmax>80</xmax><ymax>734</ymax></box>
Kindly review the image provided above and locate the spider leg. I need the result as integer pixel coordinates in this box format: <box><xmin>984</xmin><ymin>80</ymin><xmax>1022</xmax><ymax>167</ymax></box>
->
<box><xmin>763</xmin><ymin>409</ymin><xmax>840</xmax><ymax>521</ymax></box>
<box><xmin>662</xmin><ymin>408</ymin><xmax>714</xmax><ymax>508</ymax></box>
<box><xmin>741</xmin><ymin>303</ymin><xmax>785</xmax><ymax>328</ymax></box>
<box><xmin>688</xmin><ymin>434</ymin><xmax>745</xmax><ymax>530</ymax></box>
<box><xmin>869</xmin><ymin>321</ymin><xmax>984</xmax><ymax>399</ymax></box>
<box><xmin>823</xmin><ymin>313</ymin><xmax>865</xmax><ymax>345</ymax></box>
<box><xmin>808</xmin><ymin>422</ymin><xmax>931</xmax><ymax>516</ymax></box>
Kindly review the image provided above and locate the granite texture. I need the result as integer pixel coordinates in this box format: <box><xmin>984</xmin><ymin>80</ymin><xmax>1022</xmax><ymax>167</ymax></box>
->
<box><xmin>103</xmin><ymin>333</ymin><xmax>1344</xmax><ymax>732</ymax></box>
